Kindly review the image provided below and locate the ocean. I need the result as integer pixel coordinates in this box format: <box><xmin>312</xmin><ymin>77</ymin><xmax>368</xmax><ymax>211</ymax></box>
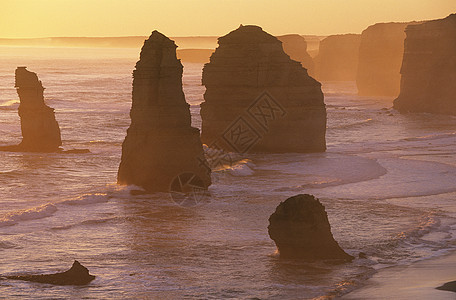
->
<box><xmin>0</xmin><ymin>46</ymin><xmax>455</xmax><ymax>299</ymax></box>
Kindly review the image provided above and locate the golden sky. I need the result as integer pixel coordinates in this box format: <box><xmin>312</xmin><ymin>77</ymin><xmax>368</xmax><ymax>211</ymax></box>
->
<box><xmin>0</xmin><ymin>0</ymin><xmax>455</xmax><ymax>38</ymax></box>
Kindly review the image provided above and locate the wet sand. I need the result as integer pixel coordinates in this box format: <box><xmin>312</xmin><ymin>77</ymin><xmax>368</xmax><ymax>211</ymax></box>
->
<box><xmin>343</xmin><ymin>251</ymin><xmax>456</xmax><ymax>299</ymax></box>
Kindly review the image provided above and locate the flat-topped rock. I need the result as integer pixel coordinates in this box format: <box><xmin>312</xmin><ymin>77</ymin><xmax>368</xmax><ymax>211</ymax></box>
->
<box><xmin>314</xmin><ymin>34</ymin><xmax>361</xmax><ymax>81</ymax></box>
<box><xmin>201</xmin><ymin>25</ymin><xmax>326</xmax><ymax>153</ymax></box>
<box><xmin>394</xmin><ymin>14</ymin><xmax>456</xmax><ymax>115</ymax></box>
<box><xmin>357</xmin><ymin>22</ymin><xmax>418</xmax><ymax>96</ymax></box>
<box><xmin>117</xmin><ymin>31</ymin><xmax>211</xmax><ymax>192</ymax></box>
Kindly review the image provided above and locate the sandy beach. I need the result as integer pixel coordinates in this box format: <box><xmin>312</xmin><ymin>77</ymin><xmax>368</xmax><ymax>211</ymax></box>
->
<box><xmin>343</xmin><ymin>251</ymin><xmax>456</xmax><ymax>299</ymax></box>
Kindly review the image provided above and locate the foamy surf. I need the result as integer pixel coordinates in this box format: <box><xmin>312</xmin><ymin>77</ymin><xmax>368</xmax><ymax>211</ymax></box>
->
<box><xmin>226</xmin><ymin>159</ymin><xmax>255</xmax><ymax>176</ymax></box>
<box><xmin>0</xmin><ymin>203</ymin><xmax>57</xmax><ymax>227</ymax></box>
<box><xmin>0</xmin><ymin>193</ymin><xmax>113</xmax><ymax>227</ymax></box>
<box><xmin>59</xmin><ymin>193</ymin><xmax>110</xmax><ymax>205</ymax></box>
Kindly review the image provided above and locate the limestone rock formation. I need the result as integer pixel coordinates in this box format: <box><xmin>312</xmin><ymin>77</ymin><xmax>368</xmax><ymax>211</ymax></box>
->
<box><xmin>277</xmin><ymin>34</ymin><xmax>315</xmax><ymax>76</ymax></box>
<box><xmin>5</xmin><ymin>260</ymin><xmax>95</xmax><ymax>285</ymax></box>
<box><xmin>117</xmin><ymin>31</ymin><xmax>211</xmax><ymax>192</ymax></box>
<box><xmin>268</xmin><ymin>194</ymin><xmax>353</xmax><ymax>261</ymax></box>
<box><xmin>357</xmin><ymin>22</ymin><xmax>417</xmax><ymax>96</ymax></box>
<box><xmin>1</xmin><ymin>67</ymin><xmax>62</xmax><ymax>152</ymax></box>
<box><xmin>201</xmin><ymin>25</ymin><xmax>326</xmax><ymax>153</ymax></box>
<box><xmin>314</xmin><ymin>34</ymin><xmax>361</xmax><ymax>81</ymax></box>
<box><xmin>394</xmin><ymin>14</ymin><xmax>456</xmax><ymax>115</ymax></box>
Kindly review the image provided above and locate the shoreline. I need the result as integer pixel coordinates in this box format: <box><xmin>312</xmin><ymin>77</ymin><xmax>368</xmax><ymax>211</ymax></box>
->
<box><xmin>342</xmin><ymin>250</ymin><xmax>456</xmax><ymax>299</ymax></box>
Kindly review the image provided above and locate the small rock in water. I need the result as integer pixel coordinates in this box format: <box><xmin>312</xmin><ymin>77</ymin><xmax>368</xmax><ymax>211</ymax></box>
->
<box><xmin>6</xmin><ymin>260</ymin><xmax>95</xmax><ymax>285</ymax></box>
<box><xmin>268</xmin><ymin>194</ymin><xmax>354</xmax><ymax>261</ymax></box>
<box><xmin>436</xmin><ymin>280</ymin><xmax>456</xmax><ymax>293</ymax></box>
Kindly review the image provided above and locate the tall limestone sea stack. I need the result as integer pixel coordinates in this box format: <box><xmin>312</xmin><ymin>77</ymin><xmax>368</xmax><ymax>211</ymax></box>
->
<box><xmin>277</xmin><ymin>34</ymin><xmax>315</xmax><ymax>76</ymax></box>
<box><xmin>0</xmin><ymin>67</ymin><xmax>62</xmax><ymax>152</ymax></box>
<box><xmin>201</xmin><ymin>25</ymin><xmax>326</xmax><ymax>153</ymax></box>
<box><xmin>117</xmin><ymin>31</ymin><xmax>211</xmax><ymax>192</ymax></box>
<box><xmin>394</xmin><ymin>14</ymin><xmax>456</xmax><ymax>115</ymax></box>
<box><xmin>314</xmin><ymin>34</ymin><xmax>361</xmax><ymax>81</ymax></box>
<box><xmin>356</xmin><ymin>22</ymin><xmax>416</xmax><ymax>97</ymax></box>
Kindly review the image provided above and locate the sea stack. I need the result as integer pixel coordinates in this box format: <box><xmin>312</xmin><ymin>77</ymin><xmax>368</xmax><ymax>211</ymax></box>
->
<box><xmin>117</xmin><ymin>31</ymin><xmax>211</xmax><ymax>192</ymax></box>
<box><xmin>8</xmin><ymin>67</ymin><xmax>62</xmax><ymax>152</ymax></box>
<box><xmin>356</xmin><ymin>22</ymin><xmax>416</xmax><ymax>97</ymax></box>
<box><xmin>277</xmin><ymin>34</ymin><xmax>315</xmax><ymax>76</ymax></box>
<box><xmin>268</xmin><ymin>194</ymin><xmax>353</xmax><ymax>261</ymax></box>
<box><xmin>314</xmin><ymin>34</ymin><xmax>361</xmax><ymax>81</ymax></box>
<box><xmin>394</xmin><ymin>14</ymin><xmax>456</xmax><ymax>115</ymax></box>
<box><xmin>201</xmin><ymin>25</ymin><xmax>326</xmax><ymax>153</ymax></box>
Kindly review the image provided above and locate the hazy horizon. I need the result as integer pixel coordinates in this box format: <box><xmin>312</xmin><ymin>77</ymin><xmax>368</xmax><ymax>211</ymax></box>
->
<box><xmin>1</xmin><ymin>0</ymin><xmax>455</xmax><ymax>38</ymax></box>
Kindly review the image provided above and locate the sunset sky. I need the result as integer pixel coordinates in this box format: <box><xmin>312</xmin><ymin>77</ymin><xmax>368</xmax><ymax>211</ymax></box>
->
<box><xmin>0</xmin><ymin>0</ymin><xmax>455</xmax><ymax>38</ymax></box>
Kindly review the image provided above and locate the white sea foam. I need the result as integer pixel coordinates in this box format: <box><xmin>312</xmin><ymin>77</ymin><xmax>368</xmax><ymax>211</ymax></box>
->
<box><xmin>0</xmin><ymin>203</ymin><xmax>57</xmax><ymax>227</ymax></box>
<box><xmin>227</xmin><ymin>159</ymin><xmax>255</xmax><ymax>176</ymax></box>
<box><xmin>256</xmin><ymin>153</ymin><xmax>387</xmax><ymax>190</ymax></box>
<box><xmin>59</xmin><ymin>193</ymin><xmax>110</xmax><ymax>205</ymax></box>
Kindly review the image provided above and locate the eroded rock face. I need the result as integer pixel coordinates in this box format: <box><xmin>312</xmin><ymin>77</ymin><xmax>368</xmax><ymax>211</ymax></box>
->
<box><xmin>277</xmin><ymin>34</ymin><xmax>315</xmax><ymax>76</ymax></box>
<box><xmin>394</xmin><ymin>14</ymin><xmax>456</xmax><ymax>115</ymax></box>
<box><xmin>201</xmin><ymin>25</ymin><xmax>326</xmax><ymax>153</ymax></box>
<box><xmin>357</xmin><ymin>22</ymin><xmax>417</xmax><ymax>96</ymax></box>
<box><xmin>11</xmin><ymin>67</ymin><xmax>62</xmax><ymax>152</ymax></box>
<box><xmin>268</xmin><ymin>194</ymin><xmax>353</xmax><ymax>261</ymax></box>
<box><xmin>6</xmin><ymin>260</ymin><xmax>95</xmax><ymax>285</ymax></box>
<box><xmin>314</xmin><ymin>34</ymin><xmax>361</xmax><ymax>81</ymax></box>
<box><xmin>117</xmin><ymin>31</ymin><xmax>211</xmax><ymax>192</ymax></box>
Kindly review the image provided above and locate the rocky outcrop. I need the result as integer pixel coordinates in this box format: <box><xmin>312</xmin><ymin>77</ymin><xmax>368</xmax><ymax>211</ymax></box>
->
<box><xmin>436</xmin><ymin>280</ymin><xmax>456</xmax><ymax>292</ymax></box>
<box><xmin>394</xmin><ymin>14</ymin><xmax>456</xmax><ymax>115</ymax></box>
<box><xmin>0</xmin><ymin>67</ymin><xmax>62</xmax><ymax>152</ymax></box>
<box><xmin>357</xmin><ymin>22</ymin><xmax>417</xmax><ymax>96</ymax></box>
<box><xmin>201</xmin><ymin>25</ymin><xmax>326</xmax><ymax>153</ymax></box>
<box><xmin>117</xmin><ymin>31</ymin><xmax>211</xmax><ymax>192</ymax></box>
<box><xmin>277</xmin><ymin>34</ymin><xmax>315</xmax><ymax>76</ymax></box>
<box><xmin>5</xmin><ymin>260</ymin><xmax>95</xmax><ymax>285</ymax></box>
<box><xmin>268</xmin><ymin>194</ymin><xmax>353</xmax><ymax>261</ymax></box>
<box><xmin>314</xmin><ymin>34</ymin><xmax>361</xmax><ymax>81</ymax></box>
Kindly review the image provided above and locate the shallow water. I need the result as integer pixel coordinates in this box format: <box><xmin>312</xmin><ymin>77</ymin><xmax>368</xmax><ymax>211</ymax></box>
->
<box><xmin>0</xmin><ymin>46</ymin><xmax>455</xmax><ymax>299</ymax></box>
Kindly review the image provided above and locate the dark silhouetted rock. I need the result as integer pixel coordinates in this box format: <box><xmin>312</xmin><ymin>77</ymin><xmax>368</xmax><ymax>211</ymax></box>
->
<box><xmin>0</xmin><ymin>67</ymin><xmax>61</xmax><ymax>152</ymax></box>
<box><xmin>314</xmin><ymin>34</ymin><xmax>361</xmax><ymax>81</ymax></box>
<box><xmin>201</xmin><ymin>25</ymin><xmax>326</xmax><ymax>153</ymax></box>
<box><xmin>277</xmin><ymin>34</ymin><xmax>315</xmax><ymax>76</ymax></box>
<box><xmin>6</xmin><ymin>260</ymin><xmax>95</xmax><ymax>285</ymax></box>
<box><xmin>394</xmin><ymin>14</ymin><xmax>456</xmax><ymax>115</ymax></box>
<box><xmin>117</xmin><ymin>31</ymin><xmax>211</xmax><ymax>192</ymax></box>
<box><xmin>268</xmin><ymin>194</ymin><xmax>353</xmax><ymax>261</ymax></box>
<box><xmin>436</xmin><ymin>280</ymin><xmax>456</xmax><ymax>293</ymax></box>
<box><xmin>357</xmin><ymin>22</ymin><xmax>418</xmax><ymax>96</ymax></box>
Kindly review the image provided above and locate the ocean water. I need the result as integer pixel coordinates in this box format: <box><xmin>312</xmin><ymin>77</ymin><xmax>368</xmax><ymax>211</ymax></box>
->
<box><xmin>0</xmin><ymin>46</ymin><xmax>456</xmax><ymax>299</ymax></box>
